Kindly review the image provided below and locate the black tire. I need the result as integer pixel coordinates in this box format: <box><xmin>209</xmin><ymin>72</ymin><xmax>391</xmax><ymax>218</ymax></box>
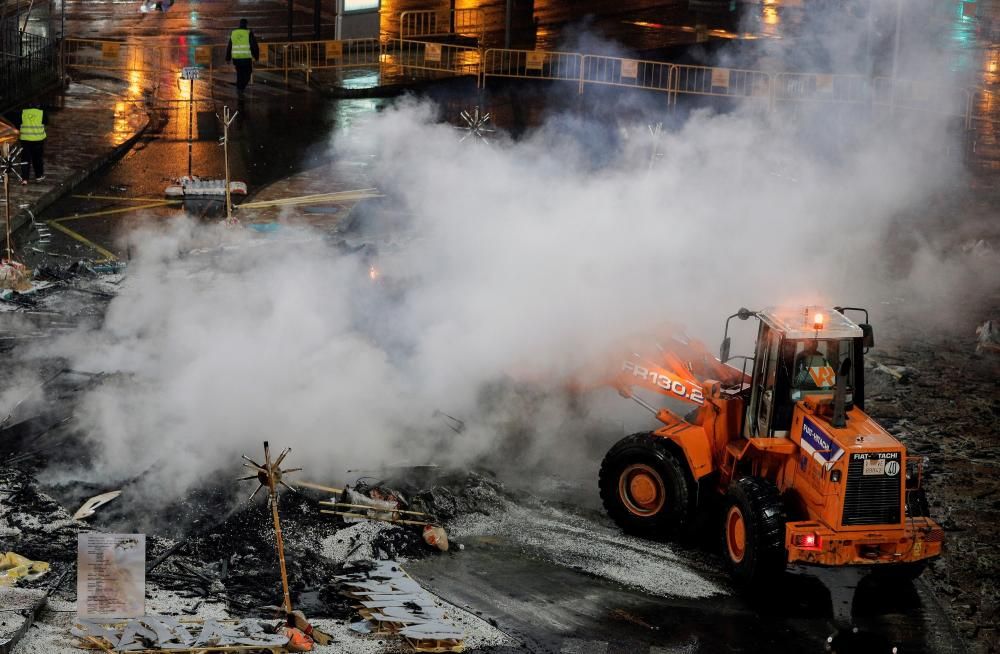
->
<box><xmin>598</xmin><ymin>432</ymin><xmax>695</xmax><ymax>539</ymax></box>
<box><xmin>721</xmin><ymin>477</ymin><xmax>787</xmax><ymax>585</ymax></box>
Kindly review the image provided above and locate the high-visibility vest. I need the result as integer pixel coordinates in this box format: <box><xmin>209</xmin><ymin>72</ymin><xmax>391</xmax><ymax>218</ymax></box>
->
<box><xmin>230</xmin><ymin>29</ymin><xmax>252</xmax><ymax>59</ymax></box>
<box><xmin>20</xmin><ymin>108</ymin><xmax>46</xmax><ymax>142</ymax></box>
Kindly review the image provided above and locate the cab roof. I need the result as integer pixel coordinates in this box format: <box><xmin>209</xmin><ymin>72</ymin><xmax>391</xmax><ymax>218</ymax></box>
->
<box><xmin>758</xmin><ymin>306</ymin><xmax>864</xmax><ymax>340</ymax></box>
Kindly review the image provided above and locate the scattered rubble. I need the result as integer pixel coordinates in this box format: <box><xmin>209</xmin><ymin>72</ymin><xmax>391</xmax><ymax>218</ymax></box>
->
<box><xmin>71</xmin><ymin>616</ymin><xmax>290</xmax><ymax>651</ymax></box>
<box><xmin>336</xmin><ymin>560</ymin><xmax>465</xmax><ymax>653</ymax></box>
<box><xmin>976</xmin><ymin>319</ymin><xmax>999</xmax><ymax>354</ymax></box>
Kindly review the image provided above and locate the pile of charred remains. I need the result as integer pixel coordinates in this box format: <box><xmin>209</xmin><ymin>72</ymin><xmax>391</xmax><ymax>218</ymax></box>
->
<box><xmin>1</xmin><ymin>417</ymin><xmax>503</xmax><ymax>653</ymax></box>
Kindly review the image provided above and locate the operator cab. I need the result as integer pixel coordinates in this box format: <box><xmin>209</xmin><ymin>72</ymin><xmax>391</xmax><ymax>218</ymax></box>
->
<box><xmin>719</xmin><ymin>306</ymin><xmax>874</xmax><ymax>438</ymax></box>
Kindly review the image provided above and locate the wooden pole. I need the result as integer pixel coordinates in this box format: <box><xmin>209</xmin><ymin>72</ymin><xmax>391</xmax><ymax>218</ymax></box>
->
<box><xmin>223</xmin><ymin>106</ymin><xmax>232</xmax><ymax>222</ymax></box>
<box><xmin>187</xmin><ymin>77</ymin><xmax>194</xmax><ymax>178</ymax></box>
<box><xmin>318</xmin><ymin>501</ymin><xmax>429</xmax><ymax>517</ymax></box>
<box><xmin>290</xmin><ymin>479</ymin><xmax>344</xmax><ymax>495</ymax></box>
<box><xmin>3</xmin><ymin>144</ymin><xmax>11</xmax><ymax>261</ymax></box>
<box><xmin>263</xmin><ymin>441</ymin><xmax>293</xmax><ymax>614</ymax></box>
<box><xmin>319</xmin><ymin>510</ymin><xmax>432</xmax><ymax>527</ymax></box>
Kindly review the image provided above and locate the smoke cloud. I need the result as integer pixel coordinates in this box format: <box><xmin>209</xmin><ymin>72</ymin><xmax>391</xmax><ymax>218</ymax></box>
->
<box><xmin>22</xmin><ymin>0</ymin><xmax>999</xmax><ymax>501</ymax></box>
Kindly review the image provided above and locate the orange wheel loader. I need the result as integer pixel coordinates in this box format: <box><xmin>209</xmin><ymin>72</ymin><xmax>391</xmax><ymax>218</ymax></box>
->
<box><xmin>598</xmin><ymin>306</ymin><xmax>943</xmax><ymax>584</ymax></box>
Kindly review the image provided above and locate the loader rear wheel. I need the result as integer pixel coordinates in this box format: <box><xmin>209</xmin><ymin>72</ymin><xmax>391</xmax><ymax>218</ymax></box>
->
<box><xmin>722</xmin><ymin>477</ymin><xmax>787</xmax><ymax>585</ymax></box>
<box><xmin>599</xmin><ymin>432</ymin><xmax>694</xmax><ymax>539</ymax></box>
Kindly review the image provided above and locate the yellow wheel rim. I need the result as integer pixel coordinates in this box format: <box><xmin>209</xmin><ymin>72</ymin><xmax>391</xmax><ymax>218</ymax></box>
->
<box><xmin>619</xmin><ymin>464</ymin><xmax>666</xmax><ymax>517</ymax></box>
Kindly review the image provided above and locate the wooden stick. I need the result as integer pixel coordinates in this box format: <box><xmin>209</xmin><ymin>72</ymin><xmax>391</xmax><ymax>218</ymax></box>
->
<box><xmin>318</xmin><ymin>501</ymin><xmax>429</xmax><ymax>516</ymax></box>
<box><xmin>264</xmin><ymin>441</ymin><xmax>293</xmax><ymax>614</ymax></box>
<box><xmin>319</xmin><ymin>509</ymin><xmax>432</xmax><ymax>527</ymax></box>
<box><xmin>291</xmin><ymin>479</ymin><xmax>344</xmax><ymax>495</ymax></box>
<box><xmin>236</xmin><ymin>189</ymin><xmax>381</xmax><ymax>210</ymax></box>
<box><xmin>82</xmin><ymin>635</ymin><xmax>115</xmax><ymax>653</ymax></box>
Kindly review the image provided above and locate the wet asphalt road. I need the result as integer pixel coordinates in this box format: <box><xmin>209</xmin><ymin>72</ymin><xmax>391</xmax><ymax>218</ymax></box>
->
<box><xmin>402</xmin><ymin>476</ymin><xmax>964</xmax><ymax>654</ymax></box>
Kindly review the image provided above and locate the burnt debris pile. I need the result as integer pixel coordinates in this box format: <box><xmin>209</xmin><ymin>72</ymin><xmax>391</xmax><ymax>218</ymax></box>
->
<box><xmin>2</xmin><ymin>455</ymin><xmax>513</xmax><ymax>623</ymax></box>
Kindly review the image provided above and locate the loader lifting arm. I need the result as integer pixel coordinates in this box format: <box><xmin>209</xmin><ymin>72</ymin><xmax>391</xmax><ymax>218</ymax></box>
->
<box><xmin>608</xmin><ymin>328</ymin><xmax>749</xmax><ymax>423</ymax></box>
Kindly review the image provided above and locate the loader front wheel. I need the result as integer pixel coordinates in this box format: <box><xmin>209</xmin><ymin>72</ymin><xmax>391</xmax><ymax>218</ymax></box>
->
<box><xmin>722</xmin><ymin>477</ymin><xmax>787</xmax><ymax>585</ymax></box>
<box><xmin>599</xmin><ymin>433</ymin><xmax>694</xmax><ymax>539</ymax></box>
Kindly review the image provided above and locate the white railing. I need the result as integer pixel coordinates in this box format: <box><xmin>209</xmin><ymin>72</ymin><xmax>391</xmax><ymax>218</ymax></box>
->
<box><xmin>393</xmin><ymin>39</ymin><xmax>481</xmax><ymax>78</ymax></box>
<box><xmin>580</xmin><ymin>55</ymin><xmax>674</xmax><ymax>94</ymax></box>
<box><xmin>482</xmin><ymin>48</ymin><xmax>582</xmax><ymax>83</ymax></box>
<box><xmin>399</xmin><ymin>9</ymin><xmax>485</xmax><ymax>43</ymax></box>
<box><xmin>63</xmin><ymin>37</ymin><xmax>986</xmax><ymax>163</ymax></box>
<box><xmin>669</xmin><ymin>65</ymin><xmax>772</xmax><ymax>106</ymax></box>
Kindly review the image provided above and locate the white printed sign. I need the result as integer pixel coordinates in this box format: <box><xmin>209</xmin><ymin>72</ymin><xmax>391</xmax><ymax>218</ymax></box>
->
<box><xmin>424</xmin><ymin>43</ymin><xmax>442</xmax><ymax>63</ymax></box>
<box><xmin>620</xmin><ymin>59</ymin><xmax>638</xmax><ymax>79</ymax></box>
<box><xmin>77</xmin><ymin>533</ymin><xmax>146</xmax><ymax>619</ymax></box>
<box><xmin>711</xmin><ymin>68</ymin><xmax>730</xmax><ymax>89</ymax></box>
<box><xmin>525</xmin><ymin>51</ymin><xmax>546</xmax><ymax>71</ymax></box>
<box><xmin>180</xmin><ymin>66</ymin><xmax>201</xmax><ymax>81</ymax></box>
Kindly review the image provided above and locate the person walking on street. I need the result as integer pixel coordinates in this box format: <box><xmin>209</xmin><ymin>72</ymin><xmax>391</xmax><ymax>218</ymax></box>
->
<box><xmin>19</xmin><ymin>102</ymin><xmax>47</xmax><ymax>185</ymax></box>
<box><xmin>226</xmin><ymin>19</ymin><xmax>259</xmax><ymax>94</ymax></box>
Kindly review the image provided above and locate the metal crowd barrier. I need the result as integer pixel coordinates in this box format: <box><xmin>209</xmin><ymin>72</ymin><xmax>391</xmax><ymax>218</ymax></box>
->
<box><xmin>61</xmin><ymin>37</ymin><xmax>980</xmax><ymax>138</ymax></box>
<box><xmin>580</xmin><ymin>55</ymin><xmax>673</xmax><ymax>94</ymax></box>
<box><xmin>872</xmin><ymin>76</ymin><xmax>971</xmax><ymax>122</ymax></box>
<box><xmin>393</xmin><ymin>39</ymin><xmax>481</xmax><ymax>79</ymax></box>
<box><xmin>62</xmin><ymin>38</ymin><xmax>161</xmax><ymax>74</ymax></box>
<box><xmin>773</xmin><ymin>72</ymin><xmax>873</xmax><ymax>108</ymax></box>
<box><xmin>263</xmin><ymin>38</ymin><xmax>381</xmax><ymax>84</ymax></box>
<box><xmin>63</xmin><ymin>38</ymin><xmax>383</xmax><ymax>87</ymax></box>
<box><xmin>399</xmin><ymin>8</ymin><xmax>485</xmax><ymax>43</ymax></box>
<box><xmin>669</xmin><ymin>64</ymin><xmax>771</xmax><ymax>106</ymax></box>
<box><xmin>1</xmin><ymin>30</ymin><xmax>58</xmax><ymax>109</ymax></box>
<box><xmin>482</xmin><ymin>48</ymin><xmax>582</xmax><ymax>83</ymax></box>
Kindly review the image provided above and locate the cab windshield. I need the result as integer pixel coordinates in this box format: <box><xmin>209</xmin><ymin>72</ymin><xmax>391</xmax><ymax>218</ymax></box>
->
<box><xmin>787</xmin><ymin>338</ymin><xmax>854</xmax><ymax>401</ymax></box>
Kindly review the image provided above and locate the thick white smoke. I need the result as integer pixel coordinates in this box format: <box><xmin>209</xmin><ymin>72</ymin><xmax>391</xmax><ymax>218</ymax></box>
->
<box><xmin>28</xmin><ymin>0</ymin><xmax>998</xmax><ymax>500</ymax></box>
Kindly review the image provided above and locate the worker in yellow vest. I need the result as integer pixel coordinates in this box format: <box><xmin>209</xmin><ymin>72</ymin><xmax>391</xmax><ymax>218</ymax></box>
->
<box><xmin>19</xmin><ymin>102</ymin><xmax>47</xmax><ymax>185</ymax></box>
<box><xmin>226</xmin><ymin>19</ymin><xmax>259</xmax><ymax>95</ymax></box>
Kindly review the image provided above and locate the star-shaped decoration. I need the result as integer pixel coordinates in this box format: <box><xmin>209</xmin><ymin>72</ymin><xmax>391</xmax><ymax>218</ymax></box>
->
<box><xmin>456</xmin><ymin>106</ymin><xmax>496</xmax><ymax>144</ymax></box>
<box><xmin>238</xmin><ymin>443</ymin><xmax>302</xmax><ymax>502</ymax></box>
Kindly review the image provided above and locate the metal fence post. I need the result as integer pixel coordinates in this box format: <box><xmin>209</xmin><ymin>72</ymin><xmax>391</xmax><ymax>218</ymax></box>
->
<box><xmin>965</xmin><ymin>89</ymin><xmax>973</xmax><ymax>131</ymax></box>
<box><xmin>667</xmin><ymin>64</ymin><xmax>676</xmax><ymax>112</ymax></box>
<box><xmin>769</xmin><ymin>73</ymin><xmax>777</xmax><ymax>113</ymax></box>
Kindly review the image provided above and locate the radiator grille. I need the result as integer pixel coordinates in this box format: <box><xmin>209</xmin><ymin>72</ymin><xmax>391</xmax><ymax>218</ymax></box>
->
<box><xmin>842</xmin><ymin>453</ymin><xmax>902</xmax><ymax>526</ymax></box>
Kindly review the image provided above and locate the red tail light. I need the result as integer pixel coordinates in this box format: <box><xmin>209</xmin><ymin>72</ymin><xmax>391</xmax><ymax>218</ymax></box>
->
<box><xmin>793</xmin><ymin>533</ymin><xmax>822</xmax><ymax>550</ymax></box>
